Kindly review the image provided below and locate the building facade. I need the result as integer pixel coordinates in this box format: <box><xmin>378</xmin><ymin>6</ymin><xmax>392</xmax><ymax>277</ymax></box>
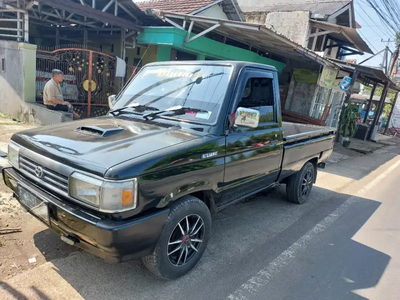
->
<box><xmin>237</xmin><ymin>0</ymin><xmax>373</xmax><ymax>127</ymax></box>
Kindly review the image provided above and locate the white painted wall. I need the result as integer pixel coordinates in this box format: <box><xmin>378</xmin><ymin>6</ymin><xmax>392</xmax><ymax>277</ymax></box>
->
<box><xmin>0</xmin><ymin>41</ymin><xmax>39</xmax><ymax>123</ymax></box>
<box><xmin>197</xmin><ymin>4</ymin><xmax>228</xmax><ymax>20</ymax></box>
<box><xmin>246</xmin><ymin>11</ymin><xmax>310</xmax><ymax>46</ymax></box>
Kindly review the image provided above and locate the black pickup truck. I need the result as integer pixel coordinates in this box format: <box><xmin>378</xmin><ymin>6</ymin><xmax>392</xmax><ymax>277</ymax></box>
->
<box><xmin>3</xmin><ymin>61</ymin><xmax>334</xmax><ymax>279</ymax></box>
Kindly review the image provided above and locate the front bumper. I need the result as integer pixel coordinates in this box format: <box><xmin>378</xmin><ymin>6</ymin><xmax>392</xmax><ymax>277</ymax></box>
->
<box><xmin>3</xmin><ymin>167</ymin><xmax>169</xmax><ymax>263</ymax></box>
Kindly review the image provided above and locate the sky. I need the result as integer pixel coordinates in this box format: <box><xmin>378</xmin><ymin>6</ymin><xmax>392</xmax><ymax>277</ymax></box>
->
<box><xmin>348</xmin><ymin>0</ymin><xmax>397</xmax><ymax>68</ymax></box>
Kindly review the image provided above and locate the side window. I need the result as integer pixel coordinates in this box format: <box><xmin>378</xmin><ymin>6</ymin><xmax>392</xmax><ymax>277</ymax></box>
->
<box><xmin>237</xmin><ymin>77</ymin><xmax>276</xmax><ymax>124</ymax></box>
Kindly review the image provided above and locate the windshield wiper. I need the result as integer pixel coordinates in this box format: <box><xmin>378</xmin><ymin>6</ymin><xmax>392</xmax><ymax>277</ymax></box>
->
<box><xmin>109</xmin><ymin>104</ymin><xmax>159</xmax><ymax>116</ymax></box>
<box><xmin>143</xmin><ymin>106</ymin><xmax>209</xmax><ymax>120</ymax></box>
<box><xmin>111</xmin><ymin>72</ymin><xmax>224</xmax><ymax>117</ymax></box>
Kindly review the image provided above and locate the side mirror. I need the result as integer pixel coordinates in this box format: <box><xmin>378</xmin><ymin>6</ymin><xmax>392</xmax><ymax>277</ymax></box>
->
<box><xmin>108</xmin><ymin>95</ymin><xmax>116</xmax><ymax>108</ymax></box>
<box><xmin>234</xmin><ymin>107</ymin><xmax>260</xmax><ymax>128</ymax></box>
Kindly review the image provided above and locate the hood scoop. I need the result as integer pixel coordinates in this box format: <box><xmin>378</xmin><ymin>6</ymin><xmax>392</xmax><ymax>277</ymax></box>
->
<box><xmin>75</xmin><ymin>125</ymin><xmax>125</xmax><ymax>137</ymax></box>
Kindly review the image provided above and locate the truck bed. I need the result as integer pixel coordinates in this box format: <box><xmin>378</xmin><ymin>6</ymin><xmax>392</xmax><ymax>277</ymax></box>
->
<box><xmin>279</xmin><ymin>122</ymin><xmax>336</xmax><ymax>181</ymax></box>
<box><xmin>282</xmin><ymin>122</ymin><xmax>335</xmax><ymax>144</ymax></box>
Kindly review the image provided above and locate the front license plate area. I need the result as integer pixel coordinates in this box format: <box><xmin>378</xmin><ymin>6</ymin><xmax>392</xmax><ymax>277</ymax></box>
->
<box><xmin>17</xmin><ymin>186</ymin><xmax>49</xmax><ymax>225</ymax></box>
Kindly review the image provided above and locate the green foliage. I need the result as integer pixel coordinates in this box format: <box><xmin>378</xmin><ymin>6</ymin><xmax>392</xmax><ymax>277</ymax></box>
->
<box><xmin>363</xmin><ymin>86</ymin><xmax>396</xmax><ymax>101</ymax></box>
<box><xmin>340</xmin><ymin>103</ymin><xmax>359</xmax><ymax>138</ymax></box>
<box><xmin>383</xmin><ymin>103</ymin><xmax>392</xmax><ymax>119</ymax></box>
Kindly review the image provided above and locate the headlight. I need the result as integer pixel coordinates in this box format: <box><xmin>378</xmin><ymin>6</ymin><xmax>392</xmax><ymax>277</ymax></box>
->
<box><xmin>69</xmin><ymin>172</ymin><xmax>138</xmax><ymax>212</ymax></box>
<box><xmin>8</xmin><ymin>142</ymin><xmax>20</xmax><ymax>169</ymax></box>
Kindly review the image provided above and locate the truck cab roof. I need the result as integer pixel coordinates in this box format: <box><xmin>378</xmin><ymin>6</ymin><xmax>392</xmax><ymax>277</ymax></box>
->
<box><xmin>144</xmin><ymin>60</ymin><xmax>278</xmax><ymax>73</ymax></box>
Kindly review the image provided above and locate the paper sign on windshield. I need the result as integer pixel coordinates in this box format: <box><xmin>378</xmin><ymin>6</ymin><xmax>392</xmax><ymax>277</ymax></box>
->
<box><xmin>157</xmin><ymin>71</ymin><xmax>203</xmax><ymax>78</ymax></box>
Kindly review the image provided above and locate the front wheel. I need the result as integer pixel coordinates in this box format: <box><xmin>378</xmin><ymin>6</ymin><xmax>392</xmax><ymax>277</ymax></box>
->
<box><xmin>286</xmin><ymin>162</ymin><xmax>315</xmax><ymax>204</ymax></box>
<box><xmin>142</xmin><ymin>196</ymin><xmax>211</xmax><ymax>280</ymax></box>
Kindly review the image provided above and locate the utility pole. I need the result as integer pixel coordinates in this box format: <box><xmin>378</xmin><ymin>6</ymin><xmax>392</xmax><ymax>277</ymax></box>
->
<box><xmin>380</xmin><ymin>39</ymin><xmax>394</xmax><ymax>75</ymax></box>
<box><xmin>385</xmin><ymin>33</ymin><xmax>400</xmax><ymax>135</ymax></box>
<box><xmin>389</xmin><ymin>33</ymin><xmax>400</xmax><ymax>79</ymax></box>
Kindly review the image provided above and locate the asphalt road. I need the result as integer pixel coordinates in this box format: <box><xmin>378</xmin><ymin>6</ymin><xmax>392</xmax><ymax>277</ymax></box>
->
<box><xmin>2</xmin><ymin>143</ymin><xmax>400</xmax><ymax>300</ymax></box>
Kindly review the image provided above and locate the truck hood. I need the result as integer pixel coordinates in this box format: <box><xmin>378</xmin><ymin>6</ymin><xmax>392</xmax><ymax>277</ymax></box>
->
<box><xmin>12</xmin><ymin>117</ymin><xmax>202</xmax><ymax>176</ymax></box>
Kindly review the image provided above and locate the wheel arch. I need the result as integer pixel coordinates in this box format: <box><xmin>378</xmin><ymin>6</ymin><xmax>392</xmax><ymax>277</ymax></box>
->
<box><xmin>188</xmin><ymin>190</ymin><xmax>217</xmax><ymax>215</ymax></box>
<box><xmin>307</xmin><ymin>157</ymin><xmax>318</xmax><ymax>183</ymax></box>
<box><xmin>157</xmin><ymin>186</ymin><xmax>217</xmax><ymax>215</ymax></box>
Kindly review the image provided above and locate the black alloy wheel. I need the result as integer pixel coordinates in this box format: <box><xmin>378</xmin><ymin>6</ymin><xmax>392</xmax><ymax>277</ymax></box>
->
<box><xmin>167</xmin><ymin>214</ymin><xmax>205</xmax><ymax>266</ymax></box>
<box><xmin>286</xmin><ymin>161</ymin><xmax>315</xmax><ymax>204</ymax></box>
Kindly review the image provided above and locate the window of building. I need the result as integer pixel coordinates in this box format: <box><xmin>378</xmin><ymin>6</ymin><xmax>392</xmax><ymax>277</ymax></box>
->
<box><xmin>237</xmin><ymin>77</ymin><xmax>276</xmax><ymax>124</ymax></box>
<box><xmin>307</xmin><ymin>28</ymin><xmax>327</xmax><ymax>52</ymax></box>
<box><xmin>310</xmin><ymin>86</ymin><xmax>332</xmax><ymax>119</ymax></box>
<box><xmin>175</xmin><ymin>50</ymin><xmax>196</xmax><ymax>61</ymax></box>
<box><xmin>326</xmin><ymin>39</ymin><xmax>333</xmax><ymax>56</ymax></box>
<box><xmin>314</xmin><ymin>35</ymin><xmax>325</xmax><ymax>52</ymax></box>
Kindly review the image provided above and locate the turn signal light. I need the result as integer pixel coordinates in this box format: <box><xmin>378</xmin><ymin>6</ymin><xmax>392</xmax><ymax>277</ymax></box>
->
<box><xmin>122</xmin><ymin>190</ymin><xmax>134</xmax><ymax>206</ymax></box>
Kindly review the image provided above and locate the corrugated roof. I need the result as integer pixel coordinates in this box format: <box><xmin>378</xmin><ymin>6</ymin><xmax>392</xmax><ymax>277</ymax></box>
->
<box><xmin>136</xmin><ymin>0</ymin><xmax>244</xmax><ymax>21</ymax></box>
<box><xmin>220</xmin><ymin>0</ymin><xmax>245</xmax><ymax>21</ymax></box>
<box><xmin>310</xmin><ymin>20</ymin><xmax>373</xmax><ymax>54</ymax></box>
<box><xmin>237</xmin><ymin>0</ymin><xmax>351</xmax><ymax>15</ymax></box>
<box><xmin>136</xmin><ymin>0</ymin><xmax>216</xmax><ymax>15</ymax></box>
<box><xmin>330</xmin><ymin>58</ymin><xmax>400</xmax><ymax>91</ymax></box>
<box><xmin>37</xmin><ymin>0</ymin><xmax>142</xmax><ymax>30</ymax></box>
<box><xmin>153</xmin><ymin>10</ymin><xmax>338</xmax><ymax>68</ymax></box>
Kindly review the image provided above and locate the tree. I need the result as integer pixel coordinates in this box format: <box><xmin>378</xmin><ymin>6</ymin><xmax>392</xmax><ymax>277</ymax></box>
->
<box><xmin>363</xmin><ymin>85</ymin><xmax>396</xmax><ymax>100</ymax></box>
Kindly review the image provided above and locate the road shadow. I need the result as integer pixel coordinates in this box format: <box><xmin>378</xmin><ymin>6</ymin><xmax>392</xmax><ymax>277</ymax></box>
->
<box><xmin>0</xmin><ymin>282</ymin><xmax>28</xmax><ymax>300</ymax></box>
<box><xmin>33</xmin><ymin>229</ymin><xmax>78</xmax><ymax>261</ymax></box>
<box><xmin>245</xmin><ymin>187</ymin><xmax>389</xmax><ymax>300</ymax></box>
<box><xmin>28</xmin><ymin>185</ymin><xmax>390</xmax><ymax>300</ymax></box>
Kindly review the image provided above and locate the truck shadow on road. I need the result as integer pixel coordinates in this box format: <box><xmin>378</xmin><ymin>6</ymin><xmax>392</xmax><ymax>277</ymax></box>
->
<box><xmin>29</xmin><ymin>186</ymin><xmax>389</xmax><ymax>300</ymax></box>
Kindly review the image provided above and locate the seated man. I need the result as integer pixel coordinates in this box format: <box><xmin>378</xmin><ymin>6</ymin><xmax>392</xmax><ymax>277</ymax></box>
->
<box><xmin>43</xmin><ymin>69</ymin><xmax>80</xmax><ymax>119</ymax></box>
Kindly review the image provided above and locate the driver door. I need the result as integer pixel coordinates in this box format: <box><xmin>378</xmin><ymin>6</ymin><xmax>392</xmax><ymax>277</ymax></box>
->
<box><xmin>220</xmin><ymin>68</ymin><xmax>283</xmax><ymax>206</ymax></box>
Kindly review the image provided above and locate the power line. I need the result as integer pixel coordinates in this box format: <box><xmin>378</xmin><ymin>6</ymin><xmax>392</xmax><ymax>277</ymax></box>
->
<box><xmin>357</xmin><ymin>0</ymin><xmax>397</xmax><ymax>35</ymax></box>
<box><xmin>364</xmin><ymin>0</ymin><xmax>400</xmax><ymax>34</ymax></box>
<box><xmin>355</xmin><ymin>0</ymin><xmax>392</xmax><ymax>38</ymax></box>
<box><xmin>358</xmin><ymin>29</ymin><xmax>380</xmax><ymax>53</ymax></box>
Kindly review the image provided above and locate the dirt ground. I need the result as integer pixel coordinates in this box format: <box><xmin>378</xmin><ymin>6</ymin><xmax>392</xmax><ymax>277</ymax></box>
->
<box><xmin>0</xmin><ymin>116</ymin><xmax>76</xmax><ymax>280</ymax></box>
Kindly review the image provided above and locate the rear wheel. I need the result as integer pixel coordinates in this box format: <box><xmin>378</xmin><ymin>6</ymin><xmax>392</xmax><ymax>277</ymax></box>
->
<box><xmin>286</xmin><ymin>162</ymin><xmax>315</xmax><ymax>204</ymax></box>
<box><xmin>142</xmin><ymin>196</ymin><xmax>211</xmax><ymax>280</ymax></box>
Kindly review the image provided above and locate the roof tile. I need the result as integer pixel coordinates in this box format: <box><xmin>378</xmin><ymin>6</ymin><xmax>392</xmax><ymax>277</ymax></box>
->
<box><xmin>136</xmin><ymin>0</ymin><xmax>216</xmax><ymax>14</ymax></box>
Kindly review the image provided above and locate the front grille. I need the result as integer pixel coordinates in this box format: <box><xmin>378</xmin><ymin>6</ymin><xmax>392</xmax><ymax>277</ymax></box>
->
<box><xmin>19</xmin><ymin>156</ymin><xmax>69</xmax><ymax>193</ymax></box>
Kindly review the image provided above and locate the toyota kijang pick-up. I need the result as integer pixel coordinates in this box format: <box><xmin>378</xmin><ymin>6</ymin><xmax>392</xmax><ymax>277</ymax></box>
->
<box><xmin>3</xmin><ymin>61</ymin><xmax>335</xmax><ymax>279</ymax></box>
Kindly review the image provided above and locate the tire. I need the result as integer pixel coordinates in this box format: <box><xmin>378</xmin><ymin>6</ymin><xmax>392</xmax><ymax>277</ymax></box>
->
<box><xmin>286</xmin><ymin>162</ymin><xmax>315</xmax><ymax>204</ymax></box>
<box><xmin>142</xmin><ymin>195</ymin><xmax>211</xmax><ymax>280</ymax></box>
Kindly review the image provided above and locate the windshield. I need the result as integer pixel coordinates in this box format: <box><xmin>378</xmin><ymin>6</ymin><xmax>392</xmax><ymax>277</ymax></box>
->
<box><xmin>112</xmin><ymin>65</ymin><xmax>232</xmax><ymax>124</ymax></box>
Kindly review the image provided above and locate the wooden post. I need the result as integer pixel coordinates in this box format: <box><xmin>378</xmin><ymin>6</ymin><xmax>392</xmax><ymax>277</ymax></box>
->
<box><xmin>56</xmin><ymin>27</ymin><xmax>60</xmax><ymax>47</ymax></box>
<box><xmin>23</xmin><ymin>12</ymin><xmax>29</xmax><ymax>42</ymax></box>
<box><xmin>83</xmin><ymin>29</ymin><xmax>88</xmax><ymax>47</ymax></box>
<box><xmin>363</xmin><ymin>82</ymin><xmax>377</xmax><ymax>124</ymax></box>
<box><xmin>120</xmin><ymin>29</ymin><xmax>126</xmax><ymax>88</ymax></box>
<box><xmin>368</xmin><ymin>82</ymin><xmax>388</xmax><ymax>140</ymax></box>
<box><xmin>87</xmin><ymin>51</ymin><xmax>93</xmax><ymax>117</ymax></box>
<box><xmin>385</xmin><ymin>92</ymin><xmax>399</xmax><ymax>134</ymax></box>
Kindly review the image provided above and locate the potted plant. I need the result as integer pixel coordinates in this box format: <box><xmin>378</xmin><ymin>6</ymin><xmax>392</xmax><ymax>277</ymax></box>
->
<box><xmin>339</xmin><ymin>103</ymin><xmax>358</xmax><ymax>147</ymax></box>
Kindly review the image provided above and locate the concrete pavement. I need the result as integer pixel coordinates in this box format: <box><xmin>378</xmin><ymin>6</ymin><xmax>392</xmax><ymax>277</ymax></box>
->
<box><xmin>1</xmin><ymin>140</ymin><xmax>400</xmax><ymax>299</ymax></box>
